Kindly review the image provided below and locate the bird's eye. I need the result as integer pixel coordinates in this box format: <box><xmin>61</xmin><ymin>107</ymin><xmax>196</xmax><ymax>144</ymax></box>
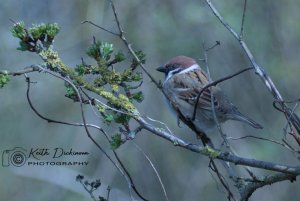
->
<box><xmin>170</xmin><ymin>68</ymin><xmax>182</xmax><ymax>76</ymax></box>
<box><xmin>166</xmin><ymin>64</ymin><xmax>179</xmax><ymax>71</ymax></box>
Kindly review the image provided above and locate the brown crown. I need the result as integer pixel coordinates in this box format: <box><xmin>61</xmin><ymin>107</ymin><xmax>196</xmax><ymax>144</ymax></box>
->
<box><xmin>166</xmin><ymin>56</ymin><xmax>197</xmax><ymax>68</ymax></box>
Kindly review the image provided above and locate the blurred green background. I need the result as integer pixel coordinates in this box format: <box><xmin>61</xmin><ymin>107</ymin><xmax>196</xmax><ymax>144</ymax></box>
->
<box><xmin>1</xmin><ymin>0</ymin><xmax>300</xmax><ymax>200</ymax></box>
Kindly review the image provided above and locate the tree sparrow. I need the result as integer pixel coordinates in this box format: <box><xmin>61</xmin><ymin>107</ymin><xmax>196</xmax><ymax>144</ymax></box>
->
<box><xmin>157</xmin><ymin>56</ymin><xmax>262</xmax><ymax>134</ymax></box>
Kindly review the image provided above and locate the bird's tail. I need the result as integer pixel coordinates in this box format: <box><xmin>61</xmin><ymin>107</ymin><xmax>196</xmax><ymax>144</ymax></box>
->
<box><xmin>230</xmin><ymin>111</ymin><xmax>263</xmax><ymax>129</ymax></box>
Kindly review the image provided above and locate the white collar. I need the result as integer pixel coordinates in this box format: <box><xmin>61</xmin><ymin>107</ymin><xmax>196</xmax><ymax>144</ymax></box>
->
<box><xmin>178</xmin><ymin>64</ymin><xmax>200</xmax><ymax>74</ymax></box>
<box><xmin>165</xmin><ymin>64</ymin><xmax>200</xmax><ymax>81</ymax></box>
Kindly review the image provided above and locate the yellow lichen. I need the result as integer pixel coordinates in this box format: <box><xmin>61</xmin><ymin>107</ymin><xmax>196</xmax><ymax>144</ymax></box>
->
<box><xmin>201</xmin><ymin>146</ymin><xmax>220</xmax><ymax>158</ymax></box>
<box><xmin>111</xmin><ymin>84</ymin><xmax>119</xmax><ymax>92</ymax></box>
<box><xmin>38</xmin><ymin>49</ymin><xmax>140</xmax><ymax>116</ymax></box>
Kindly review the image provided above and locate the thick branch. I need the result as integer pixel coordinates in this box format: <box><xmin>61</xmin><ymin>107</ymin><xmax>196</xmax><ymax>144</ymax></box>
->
<box><xmin>135</xmin><ymin>116</ymin><xmax>300</xmax><ymax>175</ymax></box>
<box><xmin>240</xmin><ymin>173</ymin><xmax>296</xmax><ymax>201</ymax></box>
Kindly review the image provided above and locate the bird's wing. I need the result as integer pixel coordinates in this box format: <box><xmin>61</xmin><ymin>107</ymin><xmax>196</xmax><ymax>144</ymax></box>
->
<box><xmin>171</xmin><ymin>68</ymin><xmax>220</xmax><ymax>111</ymax></box>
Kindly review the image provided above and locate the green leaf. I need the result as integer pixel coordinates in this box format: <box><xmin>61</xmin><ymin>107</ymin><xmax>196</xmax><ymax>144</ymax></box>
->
<box><xmin>110</xmin><ymin>133</ymin><xmax>123</xmax><ymax>150</ymax></box>
<box><xmin>86</xmin><ymin>40</ymin><xmax>102</xmax><ymax>60</ymax></box>
<box><xmin>114</xmin><ymin>114</ymin><xmax>131</xmax><ymax>124</ymax></box>
<box><xmin>136</xmin><ymin>50</ymin><xmax>146</xmax><ymax>63</ymax></box>
<box><xmin>28</xmin><ymin>23</ymin><xmax>59</xmax><ymax>43</ymax></box>
<box><xmin>114</xmin><ymin>51</ymin><xmax>126</xmax><ymax>62</ymax></box>
<box><xmin>86</xmin><ymin>40</ymin><xmax>114</xmax><ymax>62</ymax></box>
<box><xmin>46</xmin><ymin>23</ymin><xmax>60</xmax><ymax>38</ymax></box>
<box><xmin>11</xmin><ymin>21</ymin><xmax>26</xmax><ymax>39</ymax></box>
<box><xmin>100</xmin><ymin>42</ymin><xmax>113</xmax><ymax>61</ymax></box>
<box><xmin>65</xmin><ymin>84</ymin><xmax>76</xmax><ymax>97</ymax></box>
<box><xmin>96</xmin><ymin>104</ymin><xmax>106</xmax><ymax>113</ymax></box>
<box><xmin>0</xmin><ymin>74</ymin><xmax>10</xmax><ymax>88</ymax></box>
<box><xmin>29</xmin><ymin>23</ymin><xmax>46</xmax><ymax>40</ymax></box>
<box><xmin>131</xmin><ymin>50</ymin><xmax>146</xmax><ymax>69</ymax></box>
<box><xmin>131</xmin><ymin>91</ymin><xmax>144</xmax><ymax>102</ymax></box>
<box><xmin>103</xmin><ymin>113</ymin><xmax>114</xmax><ymax>124</ymax></box>
<box><xmin>131</xmin><ymin>72</ymin><xmax>143</xmax><ymax>82</ymax></box>
<box><xmin>17</xmin><ymin>41</ymin><xmax>31</xmax><ymax>51</ymax></box>
<box><xmin>75</xmin><ymin>64</ymin><xmax>86</xmax><ymax>76</ymax></box>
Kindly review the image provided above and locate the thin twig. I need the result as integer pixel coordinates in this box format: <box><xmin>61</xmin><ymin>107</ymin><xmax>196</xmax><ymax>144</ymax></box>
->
<box><xmin>81</xmin><ymin>20</ymin><xmax>119</xmax><ymax>36</ymax></box>
<box><xmin>0</xmin><ymin>65</ymin><xmax>42</xmax><ymax>76</ymax></box>
<box><xmin>202</xmin><ymin>41</ymin><xmax>228</xmax><ymax>146</ymax></box>
<box><xmin>146</xmin><ymin>116</ymin><xmax>174</xmax><ymax>136</ymax></box>
<box><xmin>227</xmin><ymin>135</ymin><xmax>300</xmax><ymax>154</ymax></box>
<box><xmin>133</xmin><ymin>143</ymin><xmax>170</xmax><ymax>201</ymax></box>
<box><xmin>203</xmin><ymin>41</ymin><xmax>245</xmax><ymax>199</ymax></box>
<box><xmin>209</xmin><ymin>160</ymin><xmax>237</xmax><ymax>201</ymax></box>
<box><xmin>107</xmin><ymin>186</ymin><xmax>111</xmax><ymax>201</ymax></box>
<box><xmin>239</xmin><ymin>0</ymin><xmax>248</xmax><ymax>39</ymax></box>
<box><xmin>192</xmin><ymin>67</ymin><xmax>254</xmax><ymax>121</ymax></box>
<box><xmin>25</xmin><ymin>68</ymin><xmax>136</xmax><ymax>201</ymax></box>
<box><xmin>78</xmin><ymin>179</ymin><xmax>97</xmax><ymax>201</ymax></box>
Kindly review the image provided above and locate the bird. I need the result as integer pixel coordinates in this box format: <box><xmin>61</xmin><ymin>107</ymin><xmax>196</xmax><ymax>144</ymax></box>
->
<box><xmin>156</xmin><ymin>55</ymin><xmax>263</xmax><ymax>134</ymax></box>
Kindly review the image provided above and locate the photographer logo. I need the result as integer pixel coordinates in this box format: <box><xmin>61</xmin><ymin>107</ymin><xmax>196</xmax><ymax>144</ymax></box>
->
<box><xmin>2</xmin><ymin>147</ymin><xmax>89</xmax><ymax>167</ymax></box>
<box><xmin>2</xmin><ymin>147</ymin><xmax>27</xmax><ymax>167</ymax></box>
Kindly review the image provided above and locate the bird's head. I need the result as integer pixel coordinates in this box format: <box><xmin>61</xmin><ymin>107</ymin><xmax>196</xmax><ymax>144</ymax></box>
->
<box><xmin>156</xmin><ymin>56</ymin><xmax>198</xmax><ymax>78</ymax></box>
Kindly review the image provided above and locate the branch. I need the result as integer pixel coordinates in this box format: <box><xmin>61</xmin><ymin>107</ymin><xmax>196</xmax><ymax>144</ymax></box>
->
<box><xmin>25</xmin><ymin>67</ymin><xmax>146</xmax><ymax>201</ymax></box>
<box><xmin>239</xmin><ymin>0</ymin><xmax>248</xmax><ymax>38</ymax></box>
<box><xmin>240</xmin><ymin>173</ymin><xmax>296</xmax><ymax>201</ymax></box>
<box><xmin>209</xmin><ymin>160</ymin><xmax>237</xmax><ymax>201</ymax></box>
<box><xmin>135</xmin><ymin>116</ymin><xmax>300</xmax><ymax>175</ymax></box>
<box><xmin>227</xmin><ymin>135</ymin><xmax>300</xmax><ymax>154</ymax></box>
<box><xmin>133</xmin><ymin>143</ymin><xmax>170</xmax><ymax>201</ymax></box>
<box><xmin>81</xmin><ymin>20</ymin><xmax>119</xmax><ymax>36</ymax></box>
<box><xmin>0</xmin><ymin>65</ymin><xmax>42</xmax><ymax>76</ymax></box>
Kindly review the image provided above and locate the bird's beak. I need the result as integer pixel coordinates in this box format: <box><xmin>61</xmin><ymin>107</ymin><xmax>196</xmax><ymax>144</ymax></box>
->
<box><xmin>156</xmin><ymin>66</ymin><xmax>166</xmax><ymax>73</ymax></box>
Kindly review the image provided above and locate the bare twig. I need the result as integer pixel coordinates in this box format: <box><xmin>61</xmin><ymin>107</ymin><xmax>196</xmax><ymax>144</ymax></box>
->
<box><xmin>77</xmin><ymin>178</ymin><xmax>98</xmax><ymax>201</ymax></box>
<box><xmin>112</xmin><ymin>150</ymin><xmax>149</xmax><ymax>201</ymax></box>
<box><xmin>201</xmin><ymin>42</ymin><xmax>239</xmax><ymax>200</ymax></box>
<box><xmin>227</xmin><ymin>135</ymin><xmax>300</xmax><ymax>154</ymax></box>
<box><xmin>0</xmin><ymin>65</ymin><xmax>42</xmax><ymax>76</ymax></box>
<box><xmin>81</xmin><ymin>20</ymin><xmax>119</xmax><ymax>36</ymax></box>
<box><xmin>202</xmin><ymin>41</ymin><xmax>228</xmax><ymax>145</ymax></box>
<box><xmin>192</xmin><ymin>67</ymin><xmax>254</xmax><ymax>121</ymax></box>
<box><xmin>133</xmin><ymin>143</ymin><xmax>170</xmax><ymax>201</ymax></box>
<box><xmin>107</xmin><ymin>186</ymin><xmax>111</xmax><ymax>201</ymax></box>
<box><xmin>145</xmin><ymin>116</ymin><xmax>174</xmax><ymax>136</ymax></box>
<box><xmin>239</xmin><ymin>0</ymin><xmax>248</xmax><ymax>39</ymax></box>
<box><xmin>209</xmin><ymin>160</ymin><xmax>237</xmax><ymax>201</ymax></box>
